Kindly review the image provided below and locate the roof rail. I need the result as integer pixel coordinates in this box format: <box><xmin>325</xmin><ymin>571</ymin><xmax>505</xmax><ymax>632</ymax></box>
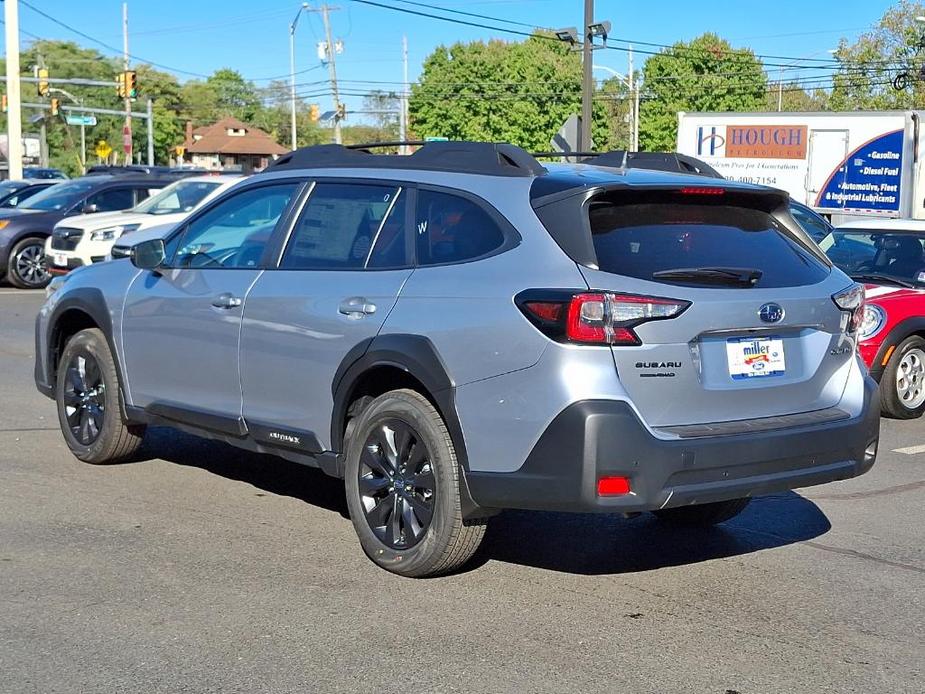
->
<box><xmin>532</xmin><ymin>150</ymin><xmax>724</xmax><ymax>179</ymax></box>
<box><xmin>264</xmin><ymin>141</ymin><xmax>547</xmax><ymax>177</ymax></box>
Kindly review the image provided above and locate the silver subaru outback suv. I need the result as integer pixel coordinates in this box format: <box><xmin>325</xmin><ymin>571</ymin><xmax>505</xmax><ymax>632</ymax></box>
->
<box><xmin>35</xmin><ymin>142</ymin><xmax>880</xmax><ymax>577</ymax></box>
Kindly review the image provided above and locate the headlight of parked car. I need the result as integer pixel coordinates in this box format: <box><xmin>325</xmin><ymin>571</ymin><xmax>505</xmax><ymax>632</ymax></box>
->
<box><xmin>89</xmin><ymin>223</ymin><xmax>141</xmax><ymax>242</ymax></box>
<box><xmin>858</xmin><ymin>304</ymin><xmax>886</xmax><ymax>340</ymax></box>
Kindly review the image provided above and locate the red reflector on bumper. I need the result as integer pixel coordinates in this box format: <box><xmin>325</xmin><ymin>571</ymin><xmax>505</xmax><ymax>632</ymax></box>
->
<box><xmin>597</xmin><ymin>476</ymin><xmax>631</xmax><ymax>496</ymax></box>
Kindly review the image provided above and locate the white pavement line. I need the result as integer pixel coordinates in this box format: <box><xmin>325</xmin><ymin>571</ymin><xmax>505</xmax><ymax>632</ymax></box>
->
<box><xmin>892</xmin><ymin>444</ymin><xmax>925</xmax><ymax>455</ymax></box>
<box><xmin>0</xmin><ymin>289</ymin><xmax>42</xmax><ymax>294</ymax></box>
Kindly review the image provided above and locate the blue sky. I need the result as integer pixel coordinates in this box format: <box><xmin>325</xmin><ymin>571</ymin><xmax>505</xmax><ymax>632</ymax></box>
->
<box><xmin>7</xmin><ymin>0</ymin><xmax>897</xmax><ymax>124</ymax></box>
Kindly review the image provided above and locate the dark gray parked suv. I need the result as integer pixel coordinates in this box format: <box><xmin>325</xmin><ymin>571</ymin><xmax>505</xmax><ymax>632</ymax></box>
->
<box><xmin>34</xmin><ymin>142</ymin><xmax>880</xmax><ymax>576</ymax></box>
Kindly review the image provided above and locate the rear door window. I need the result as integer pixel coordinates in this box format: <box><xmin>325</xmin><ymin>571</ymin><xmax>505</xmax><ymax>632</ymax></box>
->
<box><xmin>588</xmin><ymin>199</ymin><xmax>829</xmax><ymax>288</ymax></box>
<box><xmin>415</xmin><ymin>189</ymin><xmax>506</xmax><ymax>265</ymax></box>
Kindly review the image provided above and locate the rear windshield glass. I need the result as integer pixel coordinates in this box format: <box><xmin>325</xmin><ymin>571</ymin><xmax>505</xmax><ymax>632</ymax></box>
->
<box><xmin>588</xmin><ymin>201</ymin><xmax>829</xmax><ymax>288</ymax></box>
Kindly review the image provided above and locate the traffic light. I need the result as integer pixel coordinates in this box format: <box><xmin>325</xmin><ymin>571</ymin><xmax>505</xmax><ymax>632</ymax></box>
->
<box><xmin>125</xmin><ymin>70</ymin><xmax>137</xmax><ymax>99</ymax></box>
<box><xmin>1</xmin><ymin>94</ymin><xmax>7</xmax><ymax>113</ymax></box>
<box><xmin>116</xmin><ymin>72</ymin><xmax>125</xmax><ymax>98</ymax></box>
<box><xmin>37</xmin><ymin>67</ymin><xmax>49</xmax><ymax>96</ymax></box>
<box><xmin>310</xmin><ymin>104</ymin><xmax>320</xmax><ymax>122</ymax></box>
<box><xmin>50</xmin><ymin>98</ymin><xmax>59</xmax><ymax>116</ymax></box>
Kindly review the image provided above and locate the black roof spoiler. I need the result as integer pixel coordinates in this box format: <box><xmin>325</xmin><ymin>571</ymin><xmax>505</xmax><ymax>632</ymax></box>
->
<box><xmin>264</xmin><ymin>141</ymin><xmax>548</xmax><ymax>178</ymax></box>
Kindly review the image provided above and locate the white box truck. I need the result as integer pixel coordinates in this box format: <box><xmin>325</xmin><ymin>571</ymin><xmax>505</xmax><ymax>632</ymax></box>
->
<box><xmin>676</xmin><ymin>111</ymin><xmax>924</xmax><ymax>219</ymax></box>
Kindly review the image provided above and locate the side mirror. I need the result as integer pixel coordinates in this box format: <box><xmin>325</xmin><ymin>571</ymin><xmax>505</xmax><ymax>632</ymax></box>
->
<box><xmin>131</xmin><ymin>238</ymin><xmax>166</xmax><ymax>270</ymax></box>
<box><xmin>82</xmin><ymin>203</ymin><xmax>99</xmax><ymax>214</ymax></box>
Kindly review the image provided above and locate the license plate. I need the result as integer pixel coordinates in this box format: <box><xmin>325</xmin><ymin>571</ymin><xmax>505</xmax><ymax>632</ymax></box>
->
<box><xmin>726</xmin><ymin>336</ymin><xmax>785</xmax><ymax>379</ymax></box>
<box><xmin>52</xmin><ymin>253</ymin><xmax>68</xmax><ymax>267</ymax></box>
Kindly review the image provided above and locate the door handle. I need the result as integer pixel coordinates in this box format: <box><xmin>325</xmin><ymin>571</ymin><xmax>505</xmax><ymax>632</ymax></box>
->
<box><xmin>211</xmin><ymin>292</ymin><xmax>243</xmax><ymax>309</ymax></box>
<box><xmin>338</xmin><ymin>297</ymin><xmax>377</xmax><ymax>317</ymax></box>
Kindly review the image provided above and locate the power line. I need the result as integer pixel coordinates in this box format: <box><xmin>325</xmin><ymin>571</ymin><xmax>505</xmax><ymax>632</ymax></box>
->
<box><xmin>19</xmin><ymin>0</ymin><xmax>211</xmax><ymax>78</ymax></box>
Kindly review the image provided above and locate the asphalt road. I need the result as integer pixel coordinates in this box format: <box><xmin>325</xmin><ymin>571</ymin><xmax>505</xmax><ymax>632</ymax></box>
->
<box><xmin>1</xmin><ymin>287</ymin><xmax>923</xmax><ymax>694</ymax></box>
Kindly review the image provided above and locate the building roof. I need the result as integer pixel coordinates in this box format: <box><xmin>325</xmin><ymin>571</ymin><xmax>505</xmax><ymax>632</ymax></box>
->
<box><xmin>185</xmin><ymin>117</ymin><xmax>287</xmax><ymax>156</ymax></box>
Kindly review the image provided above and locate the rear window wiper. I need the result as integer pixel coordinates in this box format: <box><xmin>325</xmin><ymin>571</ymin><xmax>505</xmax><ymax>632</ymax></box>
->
<box><xmin>850</xmin><ymin>273</ymin><xmax>917</xmax><ymax>289</ymax></box>
<box><xmin>651</xmin><ymin>267</ymin><xmax>763</xmax><ymax>287</ymax></box>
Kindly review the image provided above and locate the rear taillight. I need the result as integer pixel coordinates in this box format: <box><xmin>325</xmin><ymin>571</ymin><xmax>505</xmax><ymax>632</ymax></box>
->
<box><xmin>833</xmin><ymin>283</ymin><xmax>865</xmax><ymax>333</ymax></box>
<box><xmin>517</xmin><ymin>290</ymin><xmax>690</xmax><ymax>346</ymax></box>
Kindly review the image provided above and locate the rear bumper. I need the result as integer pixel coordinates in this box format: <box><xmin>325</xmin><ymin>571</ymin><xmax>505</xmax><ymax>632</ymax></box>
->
<box><xmin>465</xmin><ymin>375</ymin><xmax>880</xmax><ymax>513</ymax></box>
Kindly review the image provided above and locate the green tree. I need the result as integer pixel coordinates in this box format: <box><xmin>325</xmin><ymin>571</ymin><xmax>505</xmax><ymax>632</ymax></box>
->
<box><xmin>409</xmin><ymin>34</ymin><xmax>612</xmax><ymax>151</ymax></box>
<box><xmin>764</xmin><ymin>83</ymin><xmax>829</xmax><ymax>112</ymax></box>
<box><xmin>639</xmin><ymin>33</ymin><xmax>767</xmax><ymax>151</ymax></box>
<box><xmin>206</xmin><ymin>68</ymin><xmax>261</xmax><ymax>121</ymax></box>
<box><xmin>362</xmin><ymin>90</ymin><xmax>401</xmax><ymax>143</ymax></box>
<box><xmin>830</xmin><ymin>1</ymin><xmax>925</xmax><ymax>110</ymax></box>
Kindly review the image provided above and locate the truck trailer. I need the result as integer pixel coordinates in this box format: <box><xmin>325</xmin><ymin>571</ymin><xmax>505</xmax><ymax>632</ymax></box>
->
<box><xmin>676</xmin><ymin>111</ymin><xmax>923</xmax><ymax>220</ymax></box>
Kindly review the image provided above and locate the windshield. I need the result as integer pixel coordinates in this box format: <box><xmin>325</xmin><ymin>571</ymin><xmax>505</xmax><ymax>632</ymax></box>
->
<box><xmin>0</xmin><ymin>181</ymin><xmax>24</xmax><ymax>195</ymax></box>
<box><xmin>133</xmin><ymin>179</ymin><xmax>222</xmax><ymax>216</ymax></box>
<box><xmin>820</xmin><ymin>229</ymin><xmax>925</xmax><ymax>285</ymax></box>
<box><xmin>20</xmin><ymin>179</ymin><xmax>97</xmax><ymax>211</ymax></box>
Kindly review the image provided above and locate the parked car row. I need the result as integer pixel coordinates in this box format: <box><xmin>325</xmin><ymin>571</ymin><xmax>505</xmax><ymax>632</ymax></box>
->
<box><xmin>0</xmin><ymin>167</ymin><xmax>242</xmax><ymax>289</ymax></box>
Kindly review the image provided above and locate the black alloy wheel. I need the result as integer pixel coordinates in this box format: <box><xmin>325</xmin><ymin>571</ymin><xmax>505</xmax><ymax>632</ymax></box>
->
<box><xmin>358</xmin><ymin>420</ymin><xmax>436</xmax><ymax>550</ymax></box>
<box><xmin>62</xmin><ymin>351</ymin><xmax>106</xmax><ymax>446</ymax></box>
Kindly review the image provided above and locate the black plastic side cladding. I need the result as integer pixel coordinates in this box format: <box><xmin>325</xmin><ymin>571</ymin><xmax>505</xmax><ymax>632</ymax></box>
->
<box><xmin>869</xmin><ymin>317</ymin><xmax>925</xmax><ymax>381</ymax></box>
<box><xmin>330</xmin><ymin>334</ymin><xmax>488</xmax><ymax>518</ymax></box>
<box><xmin>39</xmin><ymin>287</ymin><xmax>125</xmax><ymax>403</ymax></box>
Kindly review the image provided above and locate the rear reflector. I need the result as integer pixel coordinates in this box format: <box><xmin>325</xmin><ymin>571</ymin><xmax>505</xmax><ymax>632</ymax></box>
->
<box><xmin>523</xmin><ymin>301</ymin><xmax>563</xmax><ymax>323</ymax></box>
<box><xmin>597</xmin><ymin>476</ymin><xmax>631</xmax><ymax>496</ymax></box>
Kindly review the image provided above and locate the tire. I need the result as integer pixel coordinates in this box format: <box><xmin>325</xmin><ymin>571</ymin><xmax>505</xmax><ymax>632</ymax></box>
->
<box><xmin>344</xmin><ymin>388</ymin><xmax>486</xmax><ymax>577</ymax></box>
<box><xmin>880</xmin><ymin>335</ymin><xmax>925</xmax><ymax>419</ymax></box>
<box><xmin>7</xmin><ymin>236</ymin><xmax>51</xmax><ymax>289</ymax></box>
<box><xmin>55</xmin><ymin>328</ymin><xmax>146</xmax><ymax>464</ymax></box>
<box><xmin>652</xmin><ymin>498</ymin><xmax>750</xmax><ymax>526</ymax></box>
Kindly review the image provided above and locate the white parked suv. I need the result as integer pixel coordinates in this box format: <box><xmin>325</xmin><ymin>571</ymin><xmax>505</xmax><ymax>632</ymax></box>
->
<box><xmin>46</xmin><ymin>174</ymin><xmax>242</xmax><ymax>274</ymax></box>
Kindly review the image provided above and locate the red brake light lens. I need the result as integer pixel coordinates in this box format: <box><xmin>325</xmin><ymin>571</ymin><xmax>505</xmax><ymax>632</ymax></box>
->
<box><xmin>679</xmin><ymin>186</ymin><xmax>726</xmax><ymax>196</ymax></box>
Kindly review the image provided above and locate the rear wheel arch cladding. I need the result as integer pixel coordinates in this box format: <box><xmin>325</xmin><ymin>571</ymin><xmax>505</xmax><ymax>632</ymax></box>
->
<box><xmin>333</xmin><ymin>335</ymin><xmax>472</xmax><ymax>463</ymax></box>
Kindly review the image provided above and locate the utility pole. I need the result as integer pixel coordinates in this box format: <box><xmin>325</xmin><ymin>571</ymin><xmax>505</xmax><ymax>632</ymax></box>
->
<box><xmin>318</xmin><ymin>4</ymin><xmax>343</xmax><ymax>144</ymax></box>
<box><xmin>632</xmin><ymin>45</ymin><xmax>640</xmax><ymax>151</ymax></box>
<box><xmin>146</xmin><ymin>98</ymin><xmax>154</xmax><ymax>165</ymax></box>
<box><xmin>627</xmin><ymin>45</ymin><xmax>634</xmax><ymax>152</ymax></box>
<box><xmin>289</xmin><ymin>3</ymin><xmax>309</xmax><ymax>150</ymax></box>
<box><xmin>36</xmin><ymin>58</ymin><xmax>48</xmax><ymax>167</ymax></box>
<box><xmin>122</xmin><ymin>3</ymin><xmax>132</xmax><ymax>165</ymax></box>
<box><xmin>399</xmin><ymin>35</ymin><xmax>408</xmax><ymax>153</ymax></box>
<box><xmin>4</xmin><ymin>0</ymin><xmax>24</xmax><ymax>180</ymax></box>
<box><xmin>580</xmin><ymin>0</ymin><xmax>594</xmax><ymax>152</ymax></box>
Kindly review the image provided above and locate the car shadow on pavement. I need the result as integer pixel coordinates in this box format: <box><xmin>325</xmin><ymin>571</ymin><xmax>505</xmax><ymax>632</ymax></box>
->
<box><xmin>130</xmin><ymin>429</ymin><xmax>829</xmax><ymax>576</ymax></box>
<box><xmin>135</xmin><ymin>427</ymin><xmax>350</xmax><ymax>518</ymax></box>
<box><xmin>472</xmin><ymin>492</ymin><xmax>831</xmax><ymax>575</ymax></box>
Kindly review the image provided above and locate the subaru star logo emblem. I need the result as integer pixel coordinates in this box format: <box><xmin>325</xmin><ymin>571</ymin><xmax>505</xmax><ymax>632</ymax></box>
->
<box><xmin>758</xmin><ymin>303</ymin><xmax>785</xmax><ymax>323</ymax></box>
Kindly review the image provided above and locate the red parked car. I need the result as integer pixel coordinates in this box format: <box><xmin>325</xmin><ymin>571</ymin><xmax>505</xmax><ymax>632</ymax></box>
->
<box><xmin>820</xmin><ymin>218</ymin><xmax>925</xmax><ymax>419</ymax></box>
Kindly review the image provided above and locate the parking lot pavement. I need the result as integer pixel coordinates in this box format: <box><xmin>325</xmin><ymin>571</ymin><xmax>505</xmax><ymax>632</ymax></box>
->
<box><xmin>1</xmin><ymin>289</ymin><xmax>923</xmax><ymax>694</ymax></box>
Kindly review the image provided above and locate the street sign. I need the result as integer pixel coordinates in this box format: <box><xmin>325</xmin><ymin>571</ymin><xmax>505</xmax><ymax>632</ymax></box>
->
<box><xmin>424</xmin><ymin>136</ymin><xmax>449</xmax><ymax>142</ymax></box>
<box><xmin>66</xmin><ymin>114</ymin><xmax>97</xmax><ymax>127</ymax></box>
<box><xmin>122</xmin><ymin>125</ymin><xmax>132</xmax><ymax>154</ymax></box>
<box><xmin>95</xmin><ymin>140</ymin><xmax>112</xmax><ymax>159</ymax></box>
